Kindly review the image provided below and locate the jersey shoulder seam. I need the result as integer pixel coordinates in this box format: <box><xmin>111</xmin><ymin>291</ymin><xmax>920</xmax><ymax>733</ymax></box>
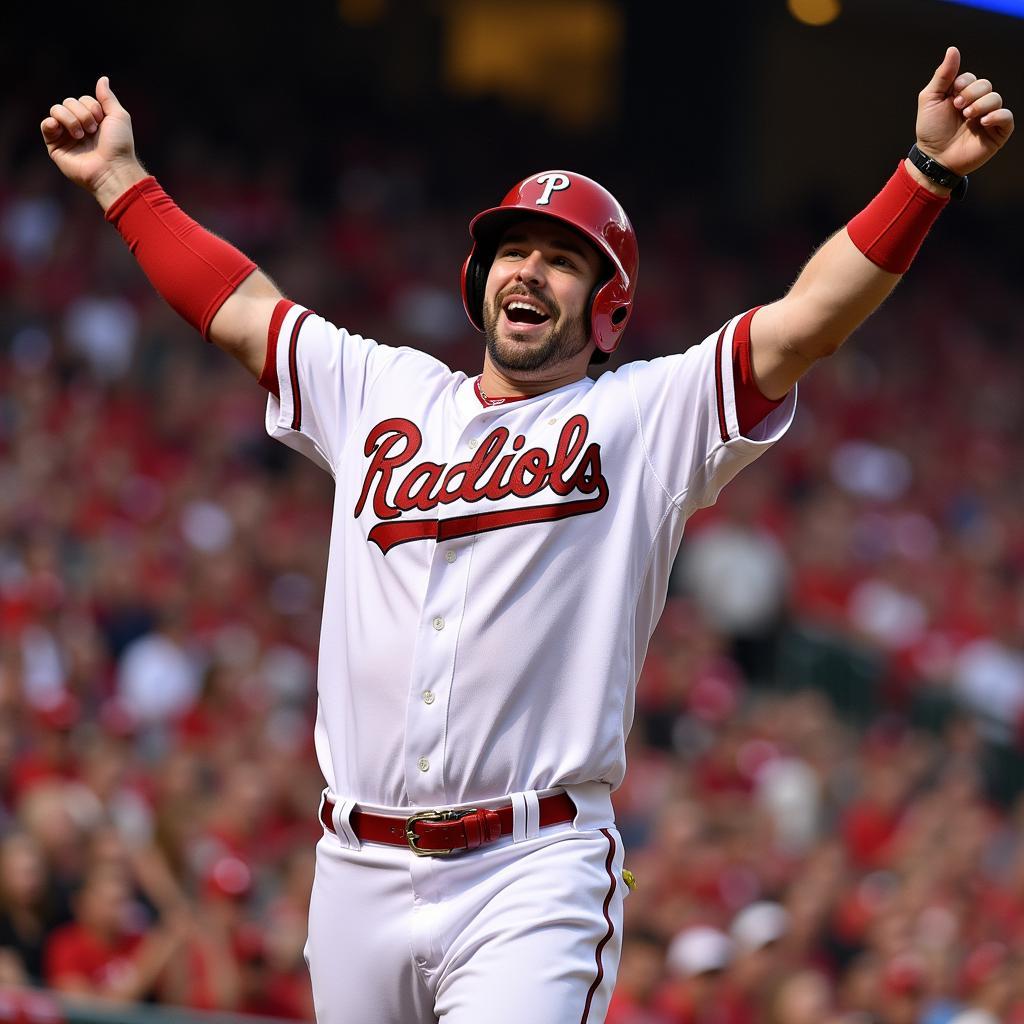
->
<box><xmin>628</xmin><ymin>363</ymin><xmax>688</xmax><ymax>511</ymax></box>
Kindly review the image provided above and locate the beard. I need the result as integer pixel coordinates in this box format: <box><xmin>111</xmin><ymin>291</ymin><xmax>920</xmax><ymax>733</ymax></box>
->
<box><xmin>482</xmin><ymin>289</ymin><xmax>589</xmax><ymax>373</ymax></box>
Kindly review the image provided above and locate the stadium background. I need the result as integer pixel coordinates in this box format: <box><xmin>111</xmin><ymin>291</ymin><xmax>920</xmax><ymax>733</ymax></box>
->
<box><xmin>1</xmin><ymin>1</ymin><xmax>1023</xmax><ymax>1021</ymax></box>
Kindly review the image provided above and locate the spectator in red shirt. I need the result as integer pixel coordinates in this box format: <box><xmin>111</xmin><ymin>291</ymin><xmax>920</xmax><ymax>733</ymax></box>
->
<box><xmin>654</xmin><ymin>925</ymin><xmax>740</xmax><ymax>1024</ymax></box>
<box><xmin>876</xmin><ymin>953</ymin><xmax>930</xmax><ymax>1024</ymax></box>
<box><xmin>9</xmin><ymin>697</ymin><xmax>83</xmax><ymax>804</ymax></box>
<box><xmin>156</xmin><ymin>857</ymin><xmax>247</xmax><ymax>1012</ymax></box>
<box><xmin>727</xmin><ymin>901</ymin><xmax>793</xmax><ymax>1024</ymax></box>
<box><xmin>949</xmin><ymin>942</ymin><xmax>1020</xmax><ymax>1024</ymax></box>
<box><xmin>44</xmin><ymin>864</ymin><xmax>184</xmax><ymax>1002</ymax></box>
<box><xmin>606</xmin><ymin>929</ymin><xmax>675</xmax><ymax>1024</ymax></box>
<box><xmin>763</xmin><ymin>968</ymin><xmax>840</xmax><ymax>1024</ymax></box>
<box><xmin>250</xmin><ymin>847</ymin><xmax>316</xmax><ymax>1021</ymax></box>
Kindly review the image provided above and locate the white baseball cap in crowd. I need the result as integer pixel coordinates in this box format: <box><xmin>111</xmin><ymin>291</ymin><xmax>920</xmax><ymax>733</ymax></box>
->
<box><xmin>667</xmin><ymin>926</ymin><xmax>734</xmax><ymax>978</ymax></box>
<box><xmin>730</xmin><ymin>901</ymin><xmax>790</xmax><ymax>953</ymax></box>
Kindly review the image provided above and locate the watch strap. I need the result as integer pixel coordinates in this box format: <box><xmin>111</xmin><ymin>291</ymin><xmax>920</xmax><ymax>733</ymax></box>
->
<box><xmin>907</xmin><ymin>144</ymin><xmax>968</xmax><ymax>201</ymax></box>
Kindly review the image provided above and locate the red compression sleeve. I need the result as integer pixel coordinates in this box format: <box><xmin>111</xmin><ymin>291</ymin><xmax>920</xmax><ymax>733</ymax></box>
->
<box><xmin>105</xmin><ymin>177</ymin><xmax>258</xmax><ymax>340</ymax></box>
<box><xmin>846</xmin><ymin>160</ymin><xmax>949</xmax><ymax>275</ymax></box>
<box><xmin>733</xmin><ymin>307</ymin><xmax>784</xmax><ymax>436</ymax></box>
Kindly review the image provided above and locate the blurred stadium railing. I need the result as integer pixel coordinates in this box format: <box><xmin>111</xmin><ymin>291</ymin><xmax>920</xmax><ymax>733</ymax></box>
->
<box><xmin>0</xmin><ymin>986</ymin><xmax>301</xmax><ymax>1024</ymax></box>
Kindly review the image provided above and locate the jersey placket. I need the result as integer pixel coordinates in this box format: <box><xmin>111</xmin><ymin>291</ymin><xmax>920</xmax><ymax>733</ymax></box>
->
<box><xmin>401</xmin><ymin>422</ymin><xmax>486</xmax><ymax>805</ymax></box>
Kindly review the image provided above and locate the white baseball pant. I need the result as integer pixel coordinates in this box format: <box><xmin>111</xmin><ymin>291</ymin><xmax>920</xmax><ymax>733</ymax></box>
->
<box><xmin>304</xmin><ymin>790</ymin><xmax>626</xmax><ymax>1024</ymax></box>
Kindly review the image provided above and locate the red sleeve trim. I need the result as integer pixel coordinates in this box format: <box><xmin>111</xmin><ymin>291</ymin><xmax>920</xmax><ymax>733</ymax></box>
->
<box><xmin>733</xmin><ymin>306</ymin><xmax>785</xmax><ymax>436</ymax></box>
<box><xmin>713</xmin><ymin>324</ymin><xmax>730</xmax><ymax>443</ymax></box>
<box><xmin>288</xmin><ymin>310</ymin><xmax>315</xmax><ymax>430</ymax></box>
<box><xmin>258</xmin><ymin>299</ymin><xmax>296</xmax><ymax>398</ymax></box>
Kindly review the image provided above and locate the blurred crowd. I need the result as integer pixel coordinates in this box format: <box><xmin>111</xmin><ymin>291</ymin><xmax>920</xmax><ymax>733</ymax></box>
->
<box><xmin>1</xmin><ymin>121</ymin><xmax>1024</xmax><ymax>1024</ymax></box>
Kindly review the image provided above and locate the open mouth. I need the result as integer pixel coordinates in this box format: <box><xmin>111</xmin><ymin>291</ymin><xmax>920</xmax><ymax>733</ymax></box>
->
<box><xmin>502</xmin><ymin>297</ymin><xmax>551</xmax><ymax>329</ymax></box>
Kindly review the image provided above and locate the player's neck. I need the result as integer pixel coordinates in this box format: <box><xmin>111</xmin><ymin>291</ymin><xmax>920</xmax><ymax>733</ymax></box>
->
<box><xmin>479</xmin><ymin>354</ymin><xmax>588</xmax><ymax>399</ymax></box>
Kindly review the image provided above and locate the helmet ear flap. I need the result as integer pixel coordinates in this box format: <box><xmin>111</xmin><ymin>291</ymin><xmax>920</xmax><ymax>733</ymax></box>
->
<box><xmin>462</xmin><ymin>249</ymin><xmax>491</xmax><ymax>332</ymax></box>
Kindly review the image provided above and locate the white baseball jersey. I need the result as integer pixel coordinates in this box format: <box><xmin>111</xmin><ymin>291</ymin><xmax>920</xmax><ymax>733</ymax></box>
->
<box><xmin>264</xmin><ymin>301</ymin><xmax>796</xmax><ymax>811</ymax></box>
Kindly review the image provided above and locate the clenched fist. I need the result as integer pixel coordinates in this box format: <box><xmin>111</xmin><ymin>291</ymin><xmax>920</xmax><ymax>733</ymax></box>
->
<box><xmin>916</xmin><ymin>47</ymin><xmax>1014</xmax><ymax>177</ymax></box>
<box><xmin>40</xmin><ymin>76</ymin><xmax>147</xmax><ymax>211</ymax></box>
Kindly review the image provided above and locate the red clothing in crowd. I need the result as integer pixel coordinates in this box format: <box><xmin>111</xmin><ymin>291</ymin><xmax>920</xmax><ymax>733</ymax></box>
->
<box><xmin>45</xmin><ymin>922</ymin><xmax>142</xmax><ymax>991</ymax></box>
<box><xmin>606</xmin><ymin>987</ymin><xmax>677</xmax><ymax>1024</ymax></box>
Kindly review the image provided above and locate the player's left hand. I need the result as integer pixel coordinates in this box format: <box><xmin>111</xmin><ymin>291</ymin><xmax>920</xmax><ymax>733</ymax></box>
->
<box><xmin>915</xmin><ymin>46</ymin><xmax>1014</xmax><ymax>176</ymax></box>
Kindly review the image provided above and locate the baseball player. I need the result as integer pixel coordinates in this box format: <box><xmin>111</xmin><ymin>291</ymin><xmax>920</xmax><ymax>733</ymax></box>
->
<box><xmin>41</xmin><ymin>47</ymin><xmax>1012</xmax><ymax>1024</ymax></box>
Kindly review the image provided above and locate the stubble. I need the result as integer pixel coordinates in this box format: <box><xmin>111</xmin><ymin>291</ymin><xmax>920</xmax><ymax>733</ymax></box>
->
<box><xmin>482</xmin><ymin>290</ymin><xmax>589</xmax><ymax>373</ymax></box>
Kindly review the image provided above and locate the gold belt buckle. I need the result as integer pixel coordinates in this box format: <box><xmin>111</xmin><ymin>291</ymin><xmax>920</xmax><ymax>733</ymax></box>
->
<box><xmin>405</xmin><ymin>807</ymin><xmax>478</xmax><ymax>857</ymax></box>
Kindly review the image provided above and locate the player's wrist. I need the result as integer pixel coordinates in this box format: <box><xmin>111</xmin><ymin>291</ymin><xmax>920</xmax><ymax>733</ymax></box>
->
<box><xmin>906</xmin><ymin>142</ymin><xmax>971</xmax><ymax>199</ymax></box>
<box><xmin>92</xmin><ymin>160</ymin><xmax>149</xmax><ymax>213</ymax></box>
<box><xmin>903</xmin><ymin>157</ymin><xmax>953</xmax><ymax>197</ymax></box>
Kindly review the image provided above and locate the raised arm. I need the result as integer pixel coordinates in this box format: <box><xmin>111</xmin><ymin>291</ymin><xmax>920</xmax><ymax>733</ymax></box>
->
<box><xmin>40</xmin><ymin>76</ymin><xmax>279</xmax><ymax>379</ymax></box>
<box><xmin>749</xmin><ymin>47</ymin><xmax>1014</xmax><ymax>400</ymax></box>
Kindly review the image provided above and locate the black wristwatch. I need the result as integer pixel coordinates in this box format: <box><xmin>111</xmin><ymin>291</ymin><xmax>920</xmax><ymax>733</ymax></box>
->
<box><xmin>907</xmin><ymin>144</ymin><xmax>968</xmax><ymax>201</ymax></box>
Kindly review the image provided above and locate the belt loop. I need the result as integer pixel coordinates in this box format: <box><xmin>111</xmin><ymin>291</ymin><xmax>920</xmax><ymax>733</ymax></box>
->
<box><xmin>332</xmin><ymin>796</ymin><xmax>361</xmax><ymax>850</ymax></box>
<box><xmin>510</xmin><ymin>792</ymin><xmax>527</xmax><ymax>842</ymax></box>
<box><xmin>523</xmin><ymin>791</ymin><xmax>541</xmax><ymax>839</ymax></box>
<box><xmin>509</xmin><ymin>791</ymin><xmax>540</xmax><ymax>842</ymax></box>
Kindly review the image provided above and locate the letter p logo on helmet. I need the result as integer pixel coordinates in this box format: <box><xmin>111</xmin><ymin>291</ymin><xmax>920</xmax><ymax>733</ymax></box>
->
<box><xmin>535</xmin><ymin>173</ymin><xmax>571</xmax><ymax>206</ymax></box>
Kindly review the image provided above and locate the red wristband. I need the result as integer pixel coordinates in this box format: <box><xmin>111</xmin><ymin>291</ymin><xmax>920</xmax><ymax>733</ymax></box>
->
<box><xmin>105</xmin><ymin>177</ymin><xmax>257</xmax><ymax>340</ymax></box>
<box><xmin>846</xmin><ymin>160</ymin><xmax>949</xmax><ymax>275</ymax></box>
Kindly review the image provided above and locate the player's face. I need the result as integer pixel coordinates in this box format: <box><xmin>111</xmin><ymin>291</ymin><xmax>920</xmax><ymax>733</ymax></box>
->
<box><xmin>482</xmin><ymin>219</ymin><xmax>604</xmax><ymax>374</ymax></box>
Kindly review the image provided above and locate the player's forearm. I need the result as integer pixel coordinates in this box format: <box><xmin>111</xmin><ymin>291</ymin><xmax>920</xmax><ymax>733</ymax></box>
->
<box><xmin>771</xmin><ymin>228</ymin><xmax>903</xmax><ymax>359</ymax></box>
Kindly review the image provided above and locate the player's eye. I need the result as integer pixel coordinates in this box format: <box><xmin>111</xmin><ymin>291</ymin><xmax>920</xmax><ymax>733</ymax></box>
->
<box><xmin>500</xmin><ymin>248</ymin><xmax>524</xmax><ymax>259</ymax></box>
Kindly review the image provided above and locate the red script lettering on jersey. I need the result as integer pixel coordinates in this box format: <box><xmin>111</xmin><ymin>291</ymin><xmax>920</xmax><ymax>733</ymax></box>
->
<box><xmin>354</xmin><ymin>415</ymin><xmax>609</xmax><ymax>554</ymax></box>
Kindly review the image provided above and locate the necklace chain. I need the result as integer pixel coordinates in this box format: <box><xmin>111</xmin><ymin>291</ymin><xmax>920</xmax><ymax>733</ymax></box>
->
<box><xmin>475</xmin><ymin>378</ymin><xmax>511</xmax><ymax>407</ymax></box>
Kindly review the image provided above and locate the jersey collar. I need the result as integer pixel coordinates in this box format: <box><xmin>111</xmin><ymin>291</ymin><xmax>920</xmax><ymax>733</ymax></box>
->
<box><xmin>473</xmin><ymin>377</ymin><xmax>533</xmax><ymax>408</ymax></box>
<box><xmin>455</xmin><ymin>374</ymin><xmax>593</xmax><ymax>423</ymax></box>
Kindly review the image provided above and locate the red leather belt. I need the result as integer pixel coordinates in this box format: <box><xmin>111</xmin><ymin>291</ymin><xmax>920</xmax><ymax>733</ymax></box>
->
<box><xmin>321</xmin><ymin>792</ymin><xmax>576</xmax><ymax>857</ymax></box>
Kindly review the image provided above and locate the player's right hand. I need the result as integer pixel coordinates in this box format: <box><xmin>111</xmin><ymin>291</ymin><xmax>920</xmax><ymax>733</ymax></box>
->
<box><xmin>40</xmin><ymin>77</ymin><xmax>140</xmax><ymax>200</ymax></box>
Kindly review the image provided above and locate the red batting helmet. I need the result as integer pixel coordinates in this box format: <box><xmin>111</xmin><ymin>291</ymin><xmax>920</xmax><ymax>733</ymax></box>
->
<box><xmin>461</xmin><ymin>170</ymin><xmax>639</xmax><ymax>357</ymax></box>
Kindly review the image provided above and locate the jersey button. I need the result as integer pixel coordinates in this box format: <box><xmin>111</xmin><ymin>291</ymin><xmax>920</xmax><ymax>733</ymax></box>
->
<box><xmin>548</xmin><ymin>417</ymin><xmax>557</xmax><ymax>425</ymax></box>
<box><xmin>422</xmin><ymin>690</ymin><xmax>436</xmax><ymax>705</ymax></box>
<box><xmin>444</xmin><ymin>550</ymin><xmax>457</xmax><ymax>564</ymax></box>
<box><xmin>468</xmin><ymin>438</ymin><xmax>479</xmax><ymax>449</ymax></box>
<box><xmin>432</xmin><ymin>616</ymin><xmax>445</xmax><ymax>631</ymax></box>
<box><xmin>417</xmin><ymin>757</ymin><xmax>430</xmax><ymax>772</ymax></box>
